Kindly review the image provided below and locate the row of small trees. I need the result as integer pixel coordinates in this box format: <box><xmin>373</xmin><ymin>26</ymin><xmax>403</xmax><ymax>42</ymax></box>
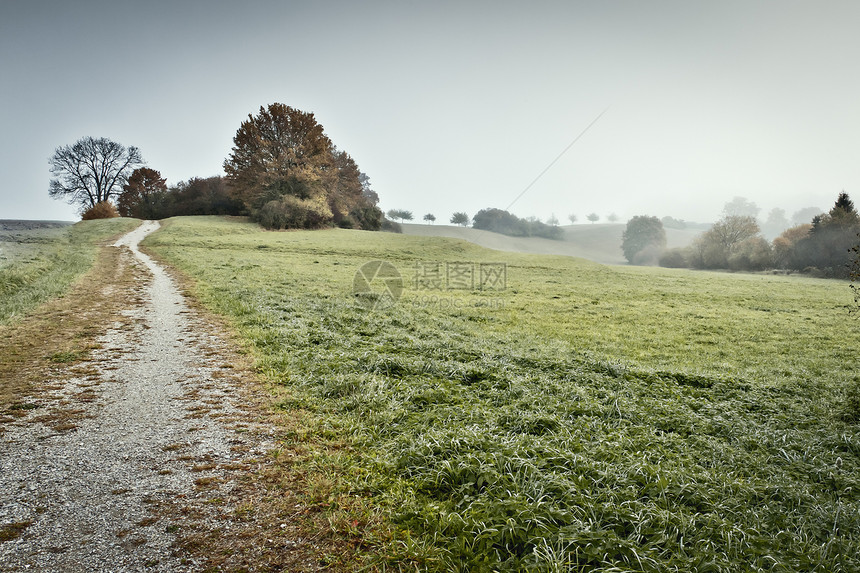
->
<box><xmin>622</xmin><ymin>193</ymin><xmax>860</xmax><ymax>278</ymax></box>
<box><xmin>387</xmin><ymin>211</ymin><xmax>616</xmax><ymax>227</ymax></box>
<box><xmin>388</xmin><ymin>208</ymin><xmax>565</xmax><ymax>239</ymax></box>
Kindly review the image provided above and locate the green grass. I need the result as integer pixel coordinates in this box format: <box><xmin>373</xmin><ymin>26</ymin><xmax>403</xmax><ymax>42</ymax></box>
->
<box><xmin>0</xmin><ymin>218</ymin><xmax>140</xmax><ymax>323</ymax></box>
<box><xmin>146</xmin><ymin>216</ymin><xmax>860</xmax><ymax>572</ymax></box>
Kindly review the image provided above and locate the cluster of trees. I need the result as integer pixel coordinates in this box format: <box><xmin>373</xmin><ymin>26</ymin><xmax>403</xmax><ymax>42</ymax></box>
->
<box><xmin>222</xmin><ymin>103</ymin><xmax>382</xmax><ymax>230</ymax></box>
<box><xmin>629</xmin><ymin>193</ymin><xmax>860</xmax><ymax>278</ymax></box>
<box><xmin>49</xmin><ymin>104</ymin><xmax>386</xmax><ymax>231</ymax></box>
<box><xmin>471</xmin><ymin>208</ymin><xmax>563</xmax><ymax>239</ymax></box>
<box><xmin>777</xmin><ymin>193</ymin><xmax>860</xmax><ymax>276</ymax></box>
<box><xmin>683</xmin><ymin>215</ymin><xmax>772</xmax><ymax>271</ymax></box>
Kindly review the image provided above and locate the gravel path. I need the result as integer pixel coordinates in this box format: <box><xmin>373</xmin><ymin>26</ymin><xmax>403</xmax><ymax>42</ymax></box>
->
<box><xmin>0</xmin><ymin>221</ymin><xmax>272</xmax><ymax>571</ymax></box>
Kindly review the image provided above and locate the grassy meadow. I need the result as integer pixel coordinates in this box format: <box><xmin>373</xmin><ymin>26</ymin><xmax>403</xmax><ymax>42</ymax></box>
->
<box><xmin>144</xmin><ymin>216</ymin><xmax>860</xmax><ymax>572</ymax></box>
<box><xmin>0</xmin><ymin>218</ymin><xmax>139</xmax><ymax>324</ymax></box>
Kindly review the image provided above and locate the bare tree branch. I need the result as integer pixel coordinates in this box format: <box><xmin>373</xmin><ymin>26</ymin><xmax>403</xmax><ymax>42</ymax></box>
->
<box><xmin>48</xmin><ymin>137</ymin><xmax>145</xmax><ymax>211</ymax></box>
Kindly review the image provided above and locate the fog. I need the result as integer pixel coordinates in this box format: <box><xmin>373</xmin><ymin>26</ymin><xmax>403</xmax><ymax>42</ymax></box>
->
<box><xmin>2</xmin><ymin>1</ymin><xmax>858</xmax><ymax>224</ymax></box>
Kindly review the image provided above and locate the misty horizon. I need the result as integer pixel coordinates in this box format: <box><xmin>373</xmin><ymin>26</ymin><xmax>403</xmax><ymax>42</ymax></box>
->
<box><xmin>2</xmin><ymin>1</ymin><xmax>858</xmax><ymax>224</ymax></box>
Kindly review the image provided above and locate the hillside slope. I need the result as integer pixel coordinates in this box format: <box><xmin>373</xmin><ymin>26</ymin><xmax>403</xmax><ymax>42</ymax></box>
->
<box><xmin>401</xmin><ymin>223</ymin><xmax>701</xmax><ymax>265</ymax></box>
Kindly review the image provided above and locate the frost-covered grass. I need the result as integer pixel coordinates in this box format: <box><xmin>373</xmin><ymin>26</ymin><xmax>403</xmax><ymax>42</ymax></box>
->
<box><xmin>146</xmin><ymin>215</ymin><xmax>860</xmax><ymax>572</ymax></box>
<box><xmin>0</xmin><ymin>218</ymin><xmax>139</xmax><ymax>323</ymax></box>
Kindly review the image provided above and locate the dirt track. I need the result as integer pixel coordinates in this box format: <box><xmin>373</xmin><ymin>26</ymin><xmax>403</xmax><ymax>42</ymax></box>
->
<box><xmin>0</xmin><ymin>222</ymin><xmax>276</xmax><ymax>571</ymax></box>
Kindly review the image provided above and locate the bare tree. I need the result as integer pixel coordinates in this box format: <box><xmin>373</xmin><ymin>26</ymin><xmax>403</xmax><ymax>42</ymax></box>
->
<box><xmin>710</xmin><ymin>215</ymin><xmax>760</xmax><ymax>251</ymax></box>
<box><xmin>49</xmin><ymin>137</ymin><xmax>144</xmax><ymax>210</ymax></box>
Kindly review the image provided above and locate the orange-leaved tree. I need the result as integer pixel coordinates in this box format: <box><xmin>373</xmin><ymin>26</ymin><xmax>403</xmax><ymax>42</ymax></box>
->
<box><xmin>223</xmin><ymin>103</ymin><xmax>380</xmax><ymax>230</ymax></box>
<box><xmin>117</xmin><ymin>167</ymin><xmax>167</xmax><ymax>219</ymax></box>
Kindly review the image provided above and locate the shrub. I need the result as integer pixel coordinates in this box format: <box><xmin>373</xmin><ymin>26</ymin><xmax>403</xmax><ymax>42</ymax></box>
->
<box><xmin>689</xmin><ymin>236</ymin><xmax>728</xmax><ymax>269</ymax></box>
<box><xmin>471</xmin><ymin>208</ymin><xmax>562</xmax><ymax>239</ymax></box>
<box><xmin>659</xmin><ymin>247</ymin><xmax>689</xmax><ymax>268</ymax></box>
<box><xmin>349</xmin><ymin>204</ymin><xmax>384</xmax><ymax>231</ymax></box>
<box><xmin>81</xmin><ymin>201</ymin><xmax>119</xmax><ymax>220</ymax></box>
<box><xmin>381</xmin><ymin>218</ymin><xmax>402</xmax><ymax>233</ymax></box>
<box><xmin>168</xmin><ymin>176</ymin><xmax>244</xmax><ymax>217</ymax></box>
<box><xmin>773</xmin><ymin>224</ymin><xmax>811</xmax><ymax>268</ymax></box>
<box><xmin>630</xmin><ymin>244</ymin><xmax>664</xmax><ymax>266</ymax></box>
<box><xmin>337</xmin><ymin>216</ymin><xmax>356</xmax><ymax>229</ymax></box>
<box><xmin>255</xmin><ymin>195</ymin><xmax>333</xmax><ymax>230</ymax></box>
<box><xmin>728</xmin><ymin>237</ymin><xmax>773</xmax><ymax>271</ymax></box>
<box><xmin>473</xmin><ymin>208</ymin><xmax>525</xmax><ymax>235</ymax></box>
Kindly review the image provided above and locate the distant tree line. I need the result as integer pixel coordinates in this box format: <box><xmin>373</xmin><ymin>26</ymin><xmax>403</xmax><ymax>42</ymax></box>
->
<box><xmin>399</xmin><ymin>207</ymin><xmax>565</xmax><ymax>238</ymax></box>
<box><xmin>644</xmin><ymin>192</ymin><xmax>860</xmax><ymax>278</ymax></box>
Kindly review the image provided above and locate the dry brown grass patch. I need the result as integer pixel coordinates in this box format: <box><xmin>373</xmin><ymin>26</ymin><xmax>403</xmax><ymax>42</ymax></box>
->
<box><xmin>0</xmin><ymin>243</ymin><xmax>143</xmax><ymax>427</ymax></box>
<box><xmin>0</xmin><ymin>521</ymin><xmax>33</xmax><ymax>543</ymax></box>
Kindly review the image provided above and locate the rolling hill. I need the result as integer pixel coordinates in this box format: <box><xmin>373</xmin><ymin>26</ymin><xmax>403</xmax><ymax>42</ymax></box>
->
<box><xmin>400</xmin><ymin>223</ymin><xmax>703</xmax><ymax>265</ymax></box>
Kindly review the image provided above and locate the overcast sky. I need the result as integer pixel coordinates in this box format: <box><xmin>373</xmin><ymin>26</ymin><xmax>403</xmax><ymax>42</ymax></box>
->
<box><xmin>2</xmin><ymin>0</ymin><xmax>858</xmax><ymax>224</ymax></box>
